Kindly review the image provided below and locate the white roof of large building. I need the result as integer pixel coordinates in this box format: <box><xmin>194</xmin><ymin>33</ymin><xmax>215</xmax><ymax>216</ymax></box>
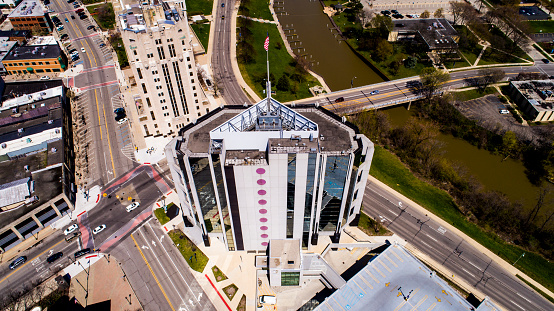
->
<box><xmin>8</xmin><ymin>0</ymin><xmax>44</xmax><ymax>18</ymax></box>
<box><xmin>0</xmin><ymin>86</ymin><xmax>63</xmax><ymax>112</ymax></box>
<box><xmin>0</xmin><ymin>177</ymin><xmax>30</xmax><ymax>208</ymax></box>
<box><xmin>315</xmin><ymin>244</ymin><xmax>501</xmax><ymax>311</ymax></box>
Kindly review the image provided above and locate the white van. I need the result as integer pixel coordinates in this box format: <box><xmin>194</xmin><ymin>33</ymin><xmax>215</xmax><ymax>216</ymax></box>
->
<box><xmin>499</xmin><ymin>109</ymin><xmax>509</xmax><ymax>114</ymax></box>
<box><xmin>259</xmin><ymin>295</ymin><xmax>276</xmax><ymax>305</ymax></box>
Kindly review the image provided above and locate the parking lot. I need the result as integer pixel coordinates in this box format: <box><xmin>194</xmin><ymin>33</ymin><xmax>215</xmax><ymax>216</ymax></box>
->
<box><xmin>366</xmin><ymin>0</ymin><xmax>453</xmax><ymax>19</ymax></box>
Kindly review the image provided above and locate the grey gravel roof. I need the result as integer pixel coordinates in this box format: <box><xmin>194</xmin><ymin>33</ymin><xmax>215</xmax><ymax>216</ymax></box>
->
<box><xmin>0</xmin><ymin>177</ymin><xmax>30</xmax><ymax>208</ymax></box>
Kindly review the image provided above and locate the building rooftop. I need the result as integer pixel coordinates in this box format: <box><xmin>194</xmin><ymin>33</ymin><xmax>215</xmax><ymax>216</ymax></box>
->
<box><xmin>27</xmin><ymin>36</ymin><xmax>57</xmax><ymax>46</ymax></box>
<box><xmin>0</xmin><ymin>30</ymin><xmax>31</xmax><ymax>38</ymax></box>
<box><xmin>315</xmin><ymin>244</ymin><xmax>500</xmax><ymax>311</ymax></box>
<box><xmin>392</xmin><ymin>18</ymin><xmax>458</xmax><ymax>50</ymax></box>
<box><xmin>0</xmin><ymin>177</ymin><xmax>30</xmax><ymax>209</ymax></box>
<box><xmin>8</xmin><ymin>0</ymin><xmax>45</xmax><ymax>18</ymax></box>
<box><xmin>512</xmin><ymin>80</ymin><xmax>554</xmax><ymax>112</ymax></box>
<box><xmin>269</xmin><ymin>239</ymin><xmax>301</xmax><ymax>270</ymax></box>
<box><xmin>3</xmin><ymin>45</ymin><xmax>61</xmax><ymax>61</ymax></box>
<box><xmin>178</xmin><ymin>99</ymin><xmax>357</xmax><ymax>157</ymax></box>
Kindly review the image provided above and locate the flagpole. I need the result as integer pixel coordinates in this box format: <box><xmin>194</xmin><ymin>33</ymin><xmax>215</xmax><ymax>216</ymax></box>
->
<box><xmin>266</xmin><ymin>33</ymin><xmax>270</xmax><ymax>101</ymax></box>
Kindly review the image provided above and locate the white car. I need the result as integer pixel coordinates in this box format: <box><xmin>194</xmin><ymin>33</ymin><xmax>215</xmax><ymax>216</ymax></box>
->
<box><xmin>40</xmin><ymin>76</ymin><xmax>51</xmax><ymax>80</ymax></box>
<box><xmin>126</xmin><ymin>202</ymin><xmax>140</xmax><ymax>212</ymax></box>
<box><xmin>259</xmin><ymin>295</ymin><xmax>276</xmax><ymax>305</ymax></box>
<box><xmin>64</xmin><ymin>224</ymin><xmax>78</xmax><ymax>235</ymax></box>
<box><xmin>93</xmin><ymin>224</ymin><xmax>106</xmax><ymax>235</ymax></box>
<box><xmin>117</xmin><ymin>117</ymin><xmax>128</xmax><ymax>125</ymax></box>
<box><xmin>81</xmin><ymin>47</ymin><xmax>86</xmax><ymax>53</ymax></box>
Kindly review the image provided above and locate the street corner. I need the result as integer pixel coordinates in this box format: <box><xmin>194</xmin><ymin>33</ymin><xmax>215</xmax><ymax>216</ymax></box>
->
<box><xmin>74</xmin><ymin>185</ymin><xmax>102</xmax><ymax>216</ymax></box>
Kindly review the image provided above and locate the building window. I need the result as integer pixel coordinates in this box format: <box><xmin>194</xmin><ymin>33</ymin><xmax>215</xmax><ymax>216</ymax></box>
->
<box><xmin>143</xmin><ymin>125</ymin><xmax>150</xmax><ymax>136</ymax></box>
<box><xmin>281</xmin><ymin>272</ymin><xmax>300</xmax><ymax>286</ymax></box>
<box><xmin>303</xmin><ymin>153</ymin><xmax>318</xmax><ymax>248</ymax></box>
<box><xmin>136</xmin><ymin>67</ymin><xmax>143</xmax><ymax>79</ymax></box>
<box><xmin>168</xmin><ymin>44</ymin><xmax>176</xmax><ymax>58</ymax></box>
<box><xmin>287</xmin><ymin>154</ymin><xmax>296</xmax><ymax>238</ymax></box>
<box><xmin>318</xmin><ymin>156</ymin><xmax>349</xmax><ymax>232</ymax></box>
<box><xmin>133</xmin><ymin>50</ymin><xmax>137</xmax><ymax>55</ymax></box>
<box><xmin>150</xmin><ymin>111</ymin><xmax>156</xmax><ymax>120</ymax></box>
<box><xmin>141</xmin><ymin>83</ymin><xmax>147</xmax><ymax>94</ymax></box>
<box><xmin>154</xmin><ymin>123</ymin><xmax>158</xmax><ymax>128</ymax></box>
<box><xmin>157</xmin><ymin>46</ymin><xmax>166</xmax><ymax>60</ymax></box>
<box><xmin>146</xmin><ymin>97</ymin><xmax>152</xmax><ymax>107</ymax></box>
<box><xmin>189</xmin><ymin>157</ymin><xmax>222</xmax><ymax>234</ymax></box>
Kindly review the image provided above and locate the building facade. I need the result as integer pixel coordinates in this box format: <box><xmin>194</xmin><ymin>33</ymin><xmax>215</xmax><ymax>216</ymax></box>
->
<box><xmin>165</xmin><ymin>96</ymin><xmax>374</xmax><ymax>251</ymax></box>
<box><xmin>8</xmin><ymin>0</ymin><xmax>50</xmax><ymax>32</ymax></box>
<box><xmin>2</xmin><ymin>44</ymin><xmax>66</xmax><ymax>75</ymax></box>
<box><xmin>120</xmin><ymin>0</ymin><xmax>214</xmax><ymax>139</ymax></box>
<box><xmin>509</xmin><ymin>80</ymin><xmax>554</xmax><ymax>122</ymax></box>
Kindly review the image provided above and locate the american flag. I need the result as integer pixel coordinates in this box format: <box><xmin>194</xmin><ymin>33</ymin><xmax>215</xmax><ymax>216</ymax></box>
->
<box><xmin>264</xmin><ymin>34</ymin><xmax>269</xmax><ymax>51</ymax></box>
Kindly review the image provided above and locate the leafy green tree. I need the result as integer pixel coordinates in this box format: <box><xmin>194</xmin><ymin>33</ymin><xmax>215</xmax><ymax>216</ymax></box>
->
<box><xmin>421</xmin><ymin>10</ymin><xmax>430</xmax><ymax>18</ymax></box>
<box><xmin>369</xmin><ymin>15</ymin><xmax>393</xmax><ymax>39</ymax></box>
<box><xmin>374</xmin><ymin>39</ymin><xmax>393</xmax><ymax>62</ymax></box>
<box><xmin>434</xmin><ymin>8</ymin><xmax>444</xmax><ymax>18</ymax></box>
<box><xmin>237</xmin><ymin>41</ymin><xmax>255</xmax><ymax>63</ymax></box>
<box><xmin>419</xmin><ymin>67</ymin><xmax>450</xmax><ymax>101</ymax></box>
<box><xmin>276</xmin><ymin>75</ymin><xmax>291</xmax><ymax>91</ymax></box>
<box><xmin>404</xmin><ymin>56</ymin><xmax>417</xmax><ymax>68</ymax></box>
<box><xmin>502</xmin><ymin>131</ymin><xmax>519</xmax><ymax>158</ymax></box>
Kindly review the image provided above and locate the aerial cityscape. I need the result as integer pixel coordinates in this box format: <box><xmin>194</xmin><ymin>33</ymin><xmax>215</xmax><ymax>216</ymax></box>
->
<box><xmin>0</xmin><ymin>0</ymin><xmax>553</xmax><ymax>310</ymax></box>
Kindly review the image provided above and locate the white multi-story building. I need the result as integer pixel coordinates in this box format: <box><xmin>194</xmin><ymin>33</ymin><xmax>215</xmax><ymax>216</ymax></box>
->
<box><xmin>120</xmin><ymin>1</ymin><xmax>214</xmax><ymax>138</ymax></box>
<box><xmin>165</xmin><ymin>92</ymin><xmax>374</xmax><ymax>251</ymax></box>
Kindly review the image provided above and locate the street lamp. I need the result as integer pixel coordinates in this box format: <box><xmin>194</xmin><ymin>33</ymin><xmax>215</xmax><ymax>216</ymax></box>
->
<box><xmin>351</xmin><ymin>76</ymin><xmax>357</xmax><ymax>88</ymax></box>
<box><xmin>513</xmin><ymin>252</ymin><xmax>525</xmax><ymax>266</ymax></box>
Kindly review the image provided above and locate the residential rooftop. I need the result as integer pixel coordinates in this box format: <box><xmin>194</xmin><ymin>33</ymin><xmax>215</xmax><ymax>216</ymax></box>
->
<box><xmin>3</xmin><ymin>45</ymin><xmax>61</xmax><ymax>61</ymax></box>
<box><xmin>8</xmin><ymin>0</ymin><xmax>45</xmax><ymax>18</ymax></box>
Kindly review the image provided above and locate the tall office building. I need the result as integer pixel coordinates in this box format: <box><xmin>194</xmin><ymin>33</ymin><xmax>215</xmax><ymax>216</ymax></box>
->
<box><xmin>165</xmin><ymin>95</ymin><xmax>374</xmax><ymax>251</ymax></box>
<box><xmin>120</xmin><ymin>0</ymin><xmax>215</xmax><ymax>138</ymax></box>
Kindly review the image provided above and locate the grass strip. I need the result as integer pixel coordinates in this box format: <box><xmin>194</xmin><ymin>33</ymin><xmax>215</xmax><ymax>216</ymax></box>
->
<box><xmin>357</xmin><ymin>212</ymin><xmax>392</xmax><ymax>236</ymax></box>
<box><xmin>223</xmin><ymin>283</ymin><xmax>239</xmax><ymax>301</ymax></box>
<box><xmin>516</xmin><ymin>274</ymin><xmax>554</xmax><ymax>304</ymax></box>
<box><xmin>110</xmin><ymin>37</ymin><xmax>129</xmax><ymax>68</ymax></box>
<box><xmin>212</xmin><ymin>265</ymin><xmax>228</xmax><ymax>282</ymax></box>
<box><xmin>370</xmin><ymin>145</ymin><xmax>554</xmax><ymax>294</ymax></box>
<box><xmin>191</xmin><ymin>23</ymin><xmax>210</xmax><ymax>52</ymax></box>
<box><xmin>533</xmin><ymin>44</ymin><xmax>554</xmax><ymax>62</ymax></box>
<box><xmin>452</xmin><ymin>87</ymin><xmax>497</xmax><ymax>102</ymax></box>
<box><xmin>154</xmin><ymin>208</ymin><xmax>170</xmax><ymax>225</ymax></box>
<box><xmin>239</xmin><ymin>0</ymin><xmax>273</xmax><ymax>21</ymax></box>
<box><xmin>168</xmin><ymin>230</ymin><xmax>209</xmax><ymax>272</ymax></box>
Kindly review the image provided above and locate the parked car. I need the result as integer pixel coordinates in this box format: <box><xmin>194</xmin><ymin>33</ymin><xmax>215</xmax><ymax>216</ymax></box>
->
<box><xmin>40</xmin><ymin>76</ymin><xmax>51</xmax><ymax>80</ymax></box>
<box><xmin>65</xmin><ymin>231</ymin><xmax>81</xmax><ymax>242</ymax></box>
<box><xmin>81</xmin><ymin>47</ymin><xmax>86</xmax><ymax>53</ymax></box>
<box><xmin>9</xmin><ymin>256</ymin><xmax>27</xmax><ymax>270</ymax></box>
<box><xmin>60</xmin><ymin>34</ymin><xmax>69</xmax><ymax>40</ymax></box>
<box><xmin>74</xmin><ymin>248</ymin><xmax>91</xmax><ymax>259</ymax></box>
<box><xmin>64</xmin><ymin>224</ymin><xmax>78</xmax><ymax>235</ymax></box>
<box><xmin>499</xmin><ymin>109</ymin><xmax>510</xmax><ymax>114</ymax></box>
<box><xmin>99</xmin><ymin>43</ymin><xmax>106</xmax><ymax>48</ymax></box>
<box><xmin>381</xmin><ymin>10</ymin><xmax>391</xmax><ymax>15</ymax></box>
<box><xmin>79</xmin><ymin>14</ymin><xmax>87</xmax><ymax>19</ymax></box>
<box><xmin>126</xmin><ymin>202</ymin><xmax>140</xmax><ymax>212</ymax></box>
<box><xmin>542</xmin><ymin>58</ymin><xmax>550</xmax><ymax>64</ymax></box>
<box><xmin>71</xmin><ymin>55</ymin><xmax>80</xmax><ymax>61</ymax></box>
<box><xmin>93</xmin><ymin>224</ymin><xmax>106</xmax><ymax>235</ymax></box>
<box><xmin>114</xmin><ymin>107</ymin><xmax>125</xmax><ymax>115</ymax></box>
<box><xmin>221</xmin><ymin>2</ymin><xmax>225</xmax><ymax>7</ymax></box>
<box><xmin>57</xmin><ymin>25</ymin><xmax>64</xmax><ymax>31</ymax></box>
<box><xmin>47</xmin><ymin>252</ymin><xmax>63</xmax><ymax>263</ymax></box>
<box><xmin>65</xmin><ymin>18</ymin><xmax>69</xmax><ymax>22</ymax></box>
<box><xmin>87</xmin><ymin>25</ymin><xmax>95</xmax><ymax>30</ymax></box>
<box><xmin>259</xmin><ymin>295</ymin><xmax>276</xmax><ymax>305</ymax></box>
<box><xmin>68</xmin><ymin>48</ymin><xmax>77</xmax><ymax>54</ymax></box>
<box><xmin>391</xmin><ymin>9</ymin><xmax>398</xmax><ymax>14</ymax></box>
<box><xmin>76</xmin><ymin>8</ymin><xmax>84</xmax><ymax>13</ymax></box>
<box><xmin>117</xmin><ymin>117</ymin><xmax>128</xmax><ymax>125</ymax></box>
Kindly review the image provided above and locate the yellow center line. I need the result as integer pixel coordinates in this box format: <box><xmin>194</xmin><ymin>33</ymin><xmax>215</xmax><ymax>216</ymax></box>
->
<box><xmin>130</xmin><ymin>234</ymin><xmax>175</xmax><ymax>311</ymax></box>
<box><xmin>0</xmin><ymin>238</ymin><xmax>65</xmax><ymax>285</ymax></box>
<box><xmin>97</xmin><ymin>88</ymin><xmax>116</xmax><ymax>177</ymax></box>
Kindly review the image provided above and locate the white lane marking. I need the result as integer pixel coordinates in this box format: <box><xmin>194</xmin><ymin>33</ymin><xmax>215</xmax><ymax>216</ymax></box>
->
<box><xmin>468</xmin><ymin>261</ymin><xmax>481</xmax><ymax>271</ymax></box>
<box><xmin>425</xmin><ymin>234</ymin><xmax>437</xmax><ymax>242</ymax></box>
<box><xmin>388</xmin><ymin>209</ymin><xmax>398</xmax><ymax>216</ymax></box>
<box><xmin>516</xmin><ymin>293</ymin><xmax>532</xmax><ymax>303</ymax></box>
<box><xmin>510</xmin><ymin>300</ymin><xmax>526</xmax><ymax>310</ymax></box>
<box><xmin>147</xmin><ymin>222</ymin><xmax>201</xmax><ymax>303</ymax></box>
<box><xmin>420</xmin><ymin>241</ymin><xmax>433</xmax><ymax>249</ymax></box>
<box><xmin>437</xmin><ymin>226</ymin><xmax>447</xmax><ymax>234</ymax></box>
<box><xmin>461</xmin><ymin>268</ymin><xmax>475</xmax><ymax>278</ymax></box>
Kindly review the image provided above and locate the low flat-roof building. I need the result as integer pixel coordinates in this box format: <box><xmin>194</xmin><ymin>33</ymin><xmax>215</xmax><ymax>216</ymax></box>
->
<box><xmin>8</xmin><ymin>0</ymin><xmax>51</xmax><ymax>32</ymax></box>
<box><xmin>0</xmin><ymin>30</ymin><xmax>31</xmax><ymax>43</ymax></box>
<box><xmin>508</xmin><ymin>80</ymin><xmax>554</xmax><ymax>122</ymax></box>
<box><xmin>388</xmin><ymin>18</ymin><xmax>458</xmax><ymax>53</ymax></box>
<box><xmin>0</xmin><ymin>38</ymin><xmax>17</xmax><ymax>75</ymax></box>
<box><xmin>2</xmin><ymin>44</ymin><xmax>66</xmax><ymax>75</ymax></box>
<box><xmin>0</xmin><ymin>79</ymin><xmax>74</xmax><ymax>252</ymax></box>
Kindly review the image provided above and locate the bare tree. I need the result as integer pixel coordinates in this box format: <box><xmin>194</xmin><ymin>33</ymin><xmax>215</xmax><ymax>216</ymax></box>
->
<box><xmin>434</xmin><ymin>8</ymin><xmax>444</xmax><ymax>18</ymax></box>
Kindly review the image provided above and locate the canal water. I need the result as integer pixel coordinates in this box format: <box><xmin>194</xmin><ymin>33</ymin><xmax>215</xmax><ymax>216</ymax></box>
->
<box><xmin>277</xmin><ymin>0</ymin><xmax>384</xmax><ymax>90</ymax></box>
<box><xmin>384</xmin><ymin>105</ymin><xmax>539</xmax><ymax>211</ymax></box>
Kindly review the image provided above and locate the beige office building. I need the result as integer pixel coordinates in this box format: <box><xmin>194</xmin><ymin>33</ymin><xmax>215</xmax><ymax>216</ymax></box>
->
<box><xmin>120</xmin><ymin>1</ymin><xmax>213</xmax><ymax>138</ymax></box>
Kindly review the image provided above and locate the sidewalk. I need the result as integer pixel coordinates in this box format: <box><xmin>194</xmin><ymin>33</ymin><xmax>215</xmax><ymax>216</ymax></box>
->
<box><xmin>368</xmin><ymin>175</ymin><xmax>554</xmax><ymax>301</ymax></box>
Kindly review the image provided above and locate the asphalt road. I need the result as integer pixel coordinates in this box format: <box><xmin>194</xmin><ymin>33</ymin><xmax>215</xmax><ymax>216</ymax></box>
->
<box><xmin>212</xmin><ymin>0</ymin><xmax>253</xmax><ymax>105</ymax></box>
<box><xmin>111</xmin><ymin>219</ymin><xmax>216</xmax><ymax>311</ymax></box>
<box><xmin>51</xmin><ymin>0</ymin><xmax>135</xmax><ymax>185</ymax></box>
<box><xmin>362</xmin><ymin>181</ymin><xmax>554</xmax><ymax>311</ymax></box>
<box><xmin>0</xmin><ymin>168</ymin><xmax>164</xmax><ymax>300</ymax></box>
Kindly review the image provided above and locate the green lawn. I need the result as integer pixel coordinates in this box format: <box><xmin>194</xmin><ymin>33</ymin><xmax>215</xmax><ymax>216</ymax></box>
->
<box><xmin>527</xmin><ymin>20</ymin><xmax>554</xmax><ymax>33</ymax></box>
<box><xmin>82</xmin><ymin>0</ymin><xmax>103</xmax><ymax>4</ymax></box>
<box><xmin>239</xmin><ymin>0</ymin><xmax>273</xmax><ymax>21</ymax></box>
<box><xmin>444</xmin><ymin>55</ymin><xmax>471</xmax><ymax>70</ymax></box>
<box><xmin>168</xmin><ymin>230</ymin><xmax>209</xmax><ymax>272</ymax></box>
<box><xmin>187</xmin><ymin>0</ymin><xmax>213</xmax><ymax>16</ymax></box>
<box><xmin>369</xmin><ymin>145</ymin><xmax>554</xmax><ymax>294</ymax></box>
<box><xmin>453</xmin><ymin>87</ymin><xmax>497</xmax><ymax>102</ymax></box>
<box><xmin>87</xmin><ymin>3</ymin><xmax>115</xmax><ymax>30</ymax></box>
<box><xmin>154</xmin><ymin>208</ymin><xmax>170</xmax><ymax>225</ymax></box>
<box><xmin>110</xmin><ymin>37</ymin><xmax>129</xmax><ymax>68</ymax></box>
<box><xmin>358</xmin><ymin>212</ymin><xmax>392</xmax><ymax>236</ymax></box>
<box><xmin>238</xmin><ymin>22</ymin><xmax>321</xmax><ymax>102</ymax></box>
<box><xmin>453</xmin><ymin>25</ymin><xmax>482</xmax><ymax>66</ymax></box>
<box><xmin>212</xmin><ymin>265</ymin><xmax>228</xmax><ymax>282</ymax></box>
<box><xmin>191</xmin><ymin>23</ymin><xmax>211</xmax><ymax>52</ymax></box>
<box><xmin>478</xmin><ymin>48</ymin><xmax>530</xmax><ymax>65</ymax></box>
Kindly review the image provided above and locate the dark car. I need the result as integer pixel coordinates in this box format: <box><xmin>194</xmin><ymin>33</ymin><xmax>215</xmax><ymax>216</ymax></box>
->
<box><xmin>391</xmin><ymin>9</ymin><xmax>399</xmax><ymax>14</ymax></box>
<box><xmin>392</xmin><ymin>13</ymin><xmax>404</xmax><ymax>19</ymax></box>
<box><xmin>542</xmin><ymin>58</ymin><xmax>550</xmax><ymax>64</ymax></box>
<box><xmin>44</xmin><ymin>0</ymin><xmax>50</xmax><ymax>4</ymax></box>
<box><xmin>9</xmin><ymin>256</ymin><xmax>27</xmax><ymax>270</ymax></box>
<box><xmin>80</xmin><ymin>14</ymin><xmax>88</xmax><ymax>19</ymax></box>
<box><xmin>114</xmin><ymin>107</ymin><xmax>126</xmax><ymax>114</ymax></box>
<box><xmin>99</xmin><ymin>43</ymin><xmax>106</xmax><ymax>47</ymax></box>
<box><xmin>74</xmin><ymin>248</ymin><xmax>91</xmax><ymax>259</ymax></box>
<box><xmin>60</xmin><ymin>34</ymin><xmax>69</xmax><ymax>40</ymax></box>
<box><xmin>47</xmin><ymin>252</ymin><xmax>63</xmax><ymax>263</ymax></box>
<box><xmin>65</xmin><ymin>231</ymin><xmax>81</xmax><ymax>242</ymax></box>
<box><xmin>335</xmin><ymin>97</ymin><xmax>344</xmax><ymax>103</ymax></box>
<box><xmin>76</xmin><ymin>8</ymin><xmax>84</xmax><ymax>13</ymax></box>
<box><xmin>221</xmin><ymin>2</ymin><xmax>224</xmax><ymax>7</ymax></box>
<box><xmin>71</xmin><ymin>15</ymin><xmax>75</xmax><ymax>19</ymax></box>
<box><xmin>382</xmin><ymin>10</ymin><xmax>391</xmax><ymax>15</ymax></box>
<box><xmin>87</xmin><ymin>25</ymin><xmax>95</xmax><ymax>30</ymax></box>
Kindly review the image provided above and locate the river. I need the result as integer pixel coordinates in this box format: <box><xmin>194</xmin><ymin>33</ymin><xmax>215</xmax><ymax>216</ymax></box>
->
<box><xmin>276</xmin><ymin>0</ymin><xmax>384</xmax><ymax>90</ymax></box>
<box><xmin>385</xmin><ymin>105</ymin><xmax>539</xmax><ymax>211</ymax></box>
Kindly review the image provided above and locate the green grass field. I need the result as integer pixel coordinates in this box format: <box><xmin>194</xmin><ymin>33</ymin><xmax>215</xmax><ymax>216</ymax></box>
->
<box><xmin>369</xmin><ymin>145</ymin><xmax>554</xmax><ymax>294</ymax></box>
<box><xmin>191</xmin><ymin>23</ymin><xmax>211</xmax><ymax>52</ymax></box>
<box><xmin>186</xmin><ymin>0</ymin><xmax>213</xmax><ymax>16</ymax></box>
<box><xmin>239</xmin><ymin>0</ymin><xmax>273</xmax><ymax>21</ymax></box>
<box><xmin>110</xmin><ymin>37</ymin><xmax>129</xmax><ymax>68</ymax></box>
<box><xmin>87</xmin><ymin>3</ymin><xmax>115</xmax><ymax>30</ymax></box>
<box><xmin>527</xmin><ymin>20</ymin><xmax>554</xmax><ymax>33</ymax></box>
<box><xmin>238</xmin><ymin>22</ymin><xmax>321</xmax><ymax>102</ymax></box>
<box><xmin>154</xmin><ymin>208</ymin><xmax>170</xmax><ymax>225</ymax></box>
<box><xmin>168</xmin><ymin>230</ymin><xmax>209</xmax><ymax>272</ymax></box>
<box><xmin>453</xmin><ymin>87</ymin><xmax>497</xmax><ymax>102</ymax></box>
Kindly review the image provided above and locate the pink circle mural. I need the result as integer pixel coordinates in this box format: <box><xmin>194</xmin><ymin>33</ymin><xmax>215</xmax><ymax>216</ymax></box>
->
<box><xmin>258</xmin><ymin>199</ymin><xmax>267</xmax><ymax>205</ymax></box>
<box><xmin>260</xmin><ymin>218</ymin><xmax>268</xmax><ymax>222</ymax></box>
<box><xmin>261</xmin><ymin>234</ymin><xmax>268</xmax><ymax>238</ymax></box>
<box><xmin>259</xmin><ymin>209</ymin><xmax>267</xmax><ymax>214</ymax></box>
<box><xmin>258</xmin><ymin>190</ymin><xmax>266</xmax><ymax>195</ymax></box>
<box><xmin>260</xmin><ymin>226</ymin><xmax>268</xmax><ymax>230</ymax></box>
<box><xmin>256</xmin><ymin>168</ymin><xmax>266</xmax><ymax>174</ymax></box>
<box><xmin>257</xmin><ymin>179</ymin><xmax>266</xmax><ymax>185</ymax></box>
<box><xmin>262</xmin><ymin>242</ymin><xmax>268</xmax><ymax>246</ymax></box>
